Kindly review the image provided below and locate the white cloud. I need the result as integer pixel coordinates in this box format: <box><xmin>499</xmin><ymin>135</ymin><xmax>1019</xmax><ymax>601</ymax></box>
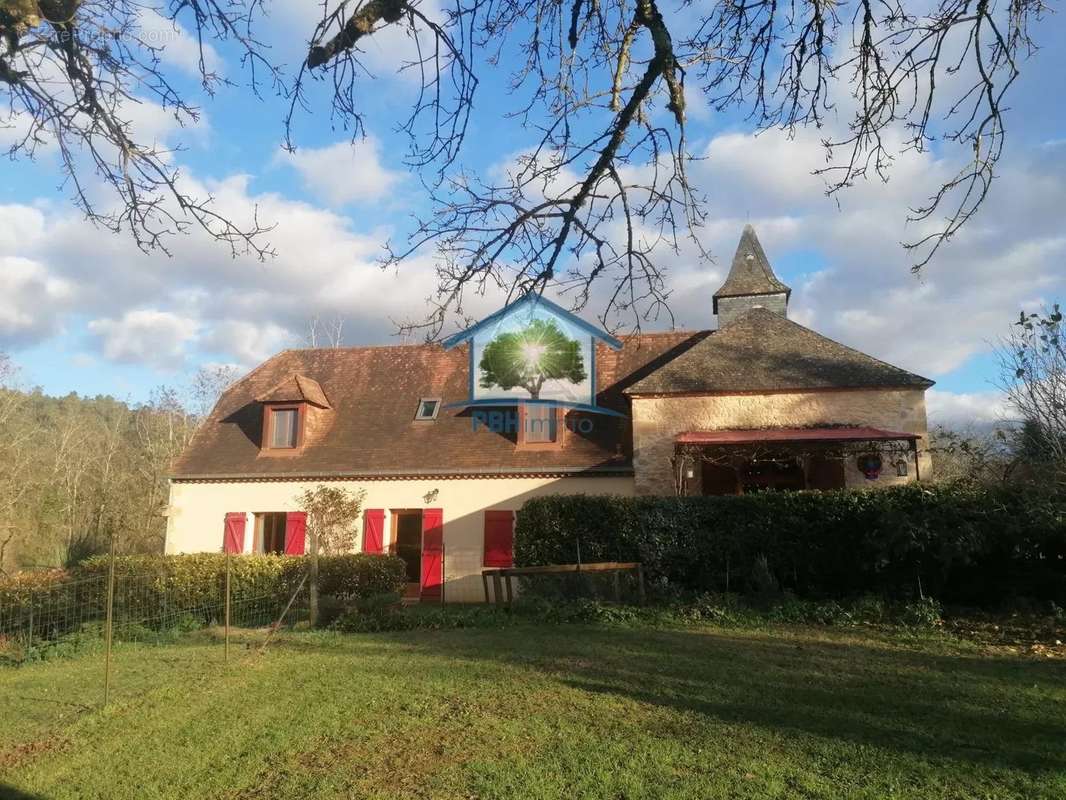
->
<box><xmin>120</xmin><ymin>97</ymin><xmax>210</xmax><ymax>151</ymax></box>
<box><xmin>927</xmin><ymin>390</ymin><xmax>1015</xmax><ymax>426</ymax></box>
<box><xmin>657</xmin><ymin>125</ymin><xmax>1066</xmax><ymax>380</ymax></box>
<box><xmin>138</xmin><ymin>8</ymin><xmax>224</xmax><ymax>79</ymax></box>
<box><xmin>88</xmin><ymin>310</ymin><xmax>200</xmax><ymax>369</ymax></box>
<box><xmin>0</xmin><ymin>166</ymin><xmax>441</xmax><ymax>370</ymax></box>
<box><xmin>280</xmin><ymin>138</ymin><xmax>402</xmax><ymax>206</ymax></box>
<box><xmin>0</xmin><ymin>256</ymin><xmax>74</xmax><ymax>344</ymax></box>
<box><xmin>201</xmin><ymin>321</ymin><xmax>295</xmax><ymax>366</ymax></box>
<box><xmin>267</xmin><ymin>0</ymin><xmax>444</xmax><ymax>81</ymax></box>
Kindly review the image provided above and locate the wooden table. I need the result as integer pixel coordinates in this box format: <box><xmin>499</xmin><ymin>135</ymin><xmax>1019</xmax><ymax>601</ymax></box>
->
<box><xmin>481</xmin><ymin>562</ymin><xmax>646</xmax><ymax>607</ymax></box>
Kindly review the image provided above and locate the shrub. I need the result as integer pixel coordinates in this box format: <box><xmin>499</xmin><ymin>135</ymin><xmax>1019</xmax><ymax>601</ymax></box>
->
<box><xmin>331</xmin><ymin>593</ymin><xmax>409</xmax><ymax>633</ymax></box>
<box><xmin>0</xmin><ymin>553</ymin><xmax>407</xmax><ymax>646</ymax></box>
<box><xmin>515</xmin><ymin>484</ymin><xmax>1066</xmax><ymax>607</ymax></box>
<box><xmin>898</xmin><ymin>597</ymin><xmax>944</xmax><ymax>629</ymax></box>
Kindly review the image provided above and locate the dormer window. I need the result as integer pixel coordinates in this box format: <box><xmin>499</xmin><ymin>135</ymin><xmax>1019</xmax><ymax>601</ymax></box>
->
<box><xmin>269</xmin><ymin>407</ymin><xmax>300</xmax><ymax>448</ymax></box>
<box><xmin>414</xmin><ymin>397</ymin><xmax>441</xmax><ymax>421</ymax></box>
<box><xmin>517</xmin><ymin>403</ymin><xmax>563</xmax><ymax>449</ymax></box>
<box><xmin>255</xmin><ymin>373</ymin><xmax>331</xmax><ymax>454</ymax></box>
<box><xmin>525</xmin><ymin>404</ymin><xmax>556</xmax><ymax>442</ymax></box>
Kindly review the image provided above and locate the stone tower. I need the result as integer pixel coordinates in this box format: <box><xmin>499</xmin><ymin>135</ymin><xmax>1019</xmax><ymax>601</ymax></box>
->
<box><xmin>713</xmin><ymin>225</ymin><xmax>791</xmax><ymax>327</ymax></box>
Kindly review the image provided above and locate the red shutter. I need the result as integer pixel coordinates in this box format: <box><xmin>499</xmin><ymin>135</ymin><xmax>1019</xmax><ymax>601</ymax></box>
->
<box><xmin>223</xmin><ymin>512</ymin><xmax>246</xmax><ymax>554</ymax></box>
<box><xmin>483</xmin><ymin>510</ymin><xmax>514</xmax><ymax>567</ymax></box>
<box><xmin>420</xmin><ymin>508</ymin><xmax>443</xmax><ymax>599</ymax></box>
<box><xmin>284</xmin><ymin>512</ymin><xmax>307</xmax><ymax>555</ymax></box>
<box><xmin>363</xmin><ymin>509</ymin><xmax>384</xmax><ymax>554</ymax></box>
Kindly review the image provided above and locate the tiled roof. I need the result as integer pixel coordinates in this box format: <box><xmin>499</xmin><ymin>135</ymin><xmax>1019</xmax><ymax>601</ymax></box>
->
<box><xmin>172</xmin><ymin>331</ymin><xmax>706</xmax><ymax>478</ymax></box>
<box><xmin>713</xmin><ymin>225</ymin><xmax>791</xmax><ymax>312</ymax></box>
<box><xmin>626</xmin><ymin>308</ymin><xmax>934</xmax><ymax>395</ymax></box>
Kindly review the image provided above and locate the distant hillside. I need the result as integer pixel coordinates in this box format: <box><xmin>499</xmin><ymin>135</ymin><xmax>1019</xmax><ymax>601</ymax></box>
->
<box><xmin>0</xmin><ymin>385</ymin><xmax>199</xmax><ymax>573</ymax></box>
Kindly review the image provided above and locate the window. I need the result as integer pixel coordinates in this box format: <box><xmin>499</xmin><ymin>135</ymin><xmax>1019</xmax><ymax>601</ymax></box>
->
<box><xmin>254</xmin><ymin>512</ymin><xmax>287</xmax><ymax>554</ymax></box>
<box><xmin>414</xmin><ymin>397</ymin><xmax>441</xmax><ymax>421</ymax></box>
<box><xmin>270</xmin><ymin>407</ymin><xmax>299</xmax><ymax>448</ymax></box>
<box><xmin>524</xmin><ymin>404</ymin><xmax>557</xmax><ymax>443</ymax></box>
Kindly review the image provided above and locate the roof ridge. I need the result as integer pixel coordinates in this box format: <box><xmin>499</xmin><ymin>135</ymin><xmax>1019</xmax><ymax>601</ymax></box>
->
<box><xmin>297</xmin><ymin>341</ymin><xmax>444</xmax><ymax>354</ymax></box>
<box><xmin>287</xmin><ymin>330</ymin><xmax>706</xmax><ymax>355</ymax></box>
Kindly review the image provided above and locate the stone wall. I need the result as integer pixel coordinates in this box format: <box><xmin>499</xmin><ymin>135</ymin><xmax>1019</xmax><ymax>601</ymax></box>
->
<box><xmin>630</xmin><ymin>388</ymin><xmax>931</xmax><ymax>495</ymax></box>
<box><xmin>716</xmin><ymin>293</ymin><xmax>788</xmax><ymax>326</ymax></box>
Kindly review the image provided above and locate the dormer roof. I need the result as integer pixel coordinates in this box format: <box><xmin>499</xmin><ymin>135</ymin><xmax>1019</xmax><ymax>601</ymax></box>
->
<box><xmin>712</xmin><ymin>225</ymin><xmax>792</xmax><ymax>313</ymax></box>
<box><xmin>255</xmin><ymin>373</ymin><xmax>332</xmax><ymax>409</ymax></box>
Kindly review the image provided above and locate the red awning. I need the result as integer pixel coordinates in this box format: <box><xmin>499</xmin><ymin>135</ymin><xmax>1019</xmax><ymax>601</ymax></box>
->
<box><xmin>676</xmin><ymin>427</ymin><xmax>919</xmax><ymax>446</ymax></box>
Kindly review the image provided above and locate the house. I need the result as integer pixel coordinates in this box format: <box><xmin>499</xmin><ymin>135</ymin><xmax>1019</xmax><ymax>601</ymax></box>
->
<box><xmin>166</xmin><ymin>226</ymin><xmax>934</xmax><ymax>602</ymax></box>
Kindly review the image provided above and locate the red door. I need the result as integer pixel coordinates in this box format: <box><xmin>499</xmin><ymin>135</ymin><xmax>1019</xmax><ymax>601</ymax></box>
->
<box><xmin>420</xmin><ymin>508</ymin><xmax>443</xmax><ymax>600</ymax></box>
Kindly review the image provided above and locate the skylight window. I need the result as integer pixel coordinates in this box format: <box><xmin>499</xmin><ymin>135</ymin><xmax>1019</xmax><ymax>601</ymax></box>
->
<box><xmin>415</xmin><ymin>398</ymin><xmax>441</xmax><ymax>421</ymax></box>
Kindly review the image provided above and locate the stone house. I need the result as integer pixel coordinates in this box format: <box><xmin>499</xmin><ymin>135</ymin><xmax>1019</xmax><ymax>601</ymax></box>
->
<box><xmin>166</xmin><ymin>226</ymin><xmax>934</xmax><ymax>602</ymax></box>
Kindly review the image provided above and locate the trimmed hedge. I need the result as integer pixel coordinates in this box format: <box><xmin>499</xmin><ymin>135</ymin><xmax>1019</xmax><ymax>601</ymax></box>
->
<box><xmin>0</xmin><ymin>553</ymin><xmax>407</xmax><ymax>643</ymax></box>
<box><xmin>74</xmin><ymin>553</ymin><xmax>408</xmax><ymax>604</ymax></box>
<box><xmin>515</xmin><ymin>484</ymin><xmax>1066</xmax><ymax>606</ymax></box>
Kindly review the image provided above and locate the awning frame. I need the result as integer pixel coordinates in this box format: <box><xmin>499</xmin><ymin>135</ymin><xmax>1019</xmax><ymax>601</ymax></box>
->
<box><xmin>670</xmin><ymin>427</ymin><xmax>923</xmax><ymax>495</ymax></box>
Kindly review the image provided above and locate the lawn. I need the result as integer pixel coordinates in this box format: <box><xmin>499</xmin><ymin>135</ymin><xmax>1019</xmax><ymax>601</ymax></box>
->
<box><xmin>1</xmin><ymin>621</ymin><xmax>1064</xmax><ymax>799</ymax></box>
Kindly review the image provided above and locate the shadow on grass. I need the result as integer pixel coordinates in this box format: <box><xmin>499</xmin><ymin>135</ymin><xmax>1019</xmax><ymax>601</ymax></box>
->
<box><xmin>0</xmin><ymin>783</ymin><xmax>48</xmax><ymax>799</ymax></box>
<box><xmin>295</xmin><ymin>623</ymin><xmax>1066</xmax><ymax>776</ymax></box>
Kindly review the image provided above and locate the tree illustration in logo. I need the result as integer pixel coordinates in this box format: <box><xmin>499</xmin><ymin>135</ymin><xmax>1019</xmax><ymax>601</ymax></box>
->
<box><xmin>479</xmin><ymin>318</ymin><xmax>587</xmax><ymax>400</ymax></box>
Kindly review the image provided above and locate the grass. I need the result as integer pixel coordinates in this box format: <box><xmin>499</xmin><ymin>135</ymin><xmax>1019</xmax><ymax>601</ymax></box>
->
<box><xmin>1</xmin><ymin>620</ymin><xmax>1064</xmax><ymax>799</ymax></box>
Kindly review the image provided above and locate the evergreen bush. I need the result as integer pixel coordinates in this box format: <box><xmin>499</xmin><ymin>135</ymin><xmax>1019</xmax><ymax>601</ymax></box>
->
<box><xmin>515</xmin><ymin>484</ymin><xmax>1066</xmax><ymax>606</ymax></box>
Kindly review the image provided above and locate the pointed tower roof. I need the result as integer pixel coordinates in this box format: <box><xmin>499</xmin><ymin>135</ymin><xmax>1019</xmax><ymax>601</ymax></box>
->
<box><xmin>712</xmin><ymin>225</ymin><xmax>791</xmax><ymax>313</ymax></box>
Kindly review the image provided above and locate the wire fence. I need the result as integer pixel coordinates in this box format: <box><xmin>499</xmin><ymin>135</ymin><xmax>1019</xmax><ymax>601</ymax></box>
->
<box><xmin>1</xmin><ymin>555</ymin><xmax>310</xmax><ymax>702</ymax></box>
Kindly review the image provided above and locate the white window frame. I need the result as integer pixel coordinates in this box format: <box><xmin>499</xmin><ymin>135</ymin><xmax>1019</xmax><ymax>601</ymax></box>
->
<box><xmin>414</xmin><ymin>397</ymin><xmax>442</xmax><ymax>421</ymax></box>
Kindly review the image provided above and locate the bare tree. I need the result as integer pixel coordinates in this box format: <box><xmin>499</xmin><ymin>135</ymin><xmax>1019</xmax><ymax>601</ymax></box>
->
<box><xmin>0</xmin><ymin>353</ymin><xmax>36</xmax><ymax>572</ymax></box>
<box><xmin>305</xmin><ymin>316</ymin><xmax>346</xmax><ymax>349</ymax></box>
<box><xmin>2</xmin><ymin>0</ymin><xmax>1050</xmax><ymax>333</ymax></box>
<box><xmin>995</xmin><ymin>304</ymin><xmax>1065</xmax><ymax>485</ymax></box>
<box><xmin>0</xmin><ymin>0</ymin><xmax>275</xmax><ymax>256</ymax></box>
<box><xmin>926</xmin><ymin>424</ymin><xmax>1018</xmax><ymax>486</ymax></box>
<box><xmin>189</xmin><ymin>364</ymin><xmax>240</xmax><ymax>419</ymax></box>
<box><xmin>132</xmin><ymin>386</ymin><xmax>196</xmax><ymax>549</ymax></box>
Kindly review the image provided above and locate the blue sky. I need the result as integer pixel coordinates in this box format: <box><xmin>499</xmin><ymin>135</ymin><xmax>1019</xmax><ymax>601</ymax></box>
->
<box><xmin>2</xmin><ymin>2</ymin><xmax>1064</xmax><ymax>425</ymax></box>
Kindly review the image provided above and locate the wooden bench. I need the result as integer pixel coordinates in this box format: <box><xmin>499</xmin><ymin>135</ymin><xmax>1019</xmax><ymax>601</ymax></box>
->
<box><xmin>481</xmin><ymin>562</ymin><xmax>646</xmax><ymax>607</ymax></box>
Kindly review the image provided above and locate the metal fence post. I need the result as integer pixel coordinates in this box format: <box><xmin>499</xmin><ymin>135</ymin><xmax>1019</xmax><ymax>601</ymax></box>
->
<box><xmin>309</xmin><ymin>532</ymin><xmax>319</xmax><ymax>627</ymax></box>
<box><xmin>224</xmin><ymin>551</ymin><xmax>231</xmax><ymax>662</ymax></box>
<box><xmin>103</xmin><ymin>533</ymin><xmax>116</xmax><ymax>708</ymax></box>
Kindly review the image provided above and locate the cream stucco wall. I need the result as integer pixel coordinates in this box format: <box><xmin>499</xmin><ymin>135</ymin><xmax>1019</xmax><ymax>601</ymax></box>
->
<box><xmin>165</xmin><ymin>475</ymin><xmax>634</xmax><ymax>603</ymax></box>
<box><xmin>631</xmin><ymin>388</ymin><xmax>932</xmax><ymax>495</ymax></box>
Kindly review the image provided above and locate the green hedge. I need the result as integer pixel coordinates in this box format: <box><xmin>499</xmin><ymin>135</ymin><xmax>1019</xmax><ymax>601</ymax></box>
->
<box><xmin>0</xmin><ymin>553</ymin><xmax>407</xmax><ymax>643</ymax></box>
<box><xmin>514</xmin><ymin>484</ymin><xmax>1066</xmax><ymax>606</ymax></box>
